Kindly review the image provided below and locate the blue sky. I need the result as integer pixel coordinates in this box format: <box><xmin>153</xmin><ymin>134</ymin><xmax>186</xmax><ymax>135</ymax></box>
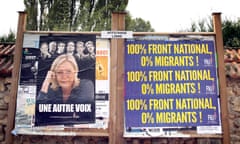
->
<box><xmin>0</xmin><ymin>0</ymin><xmax>239</xmax><ymax>35</ymax></box>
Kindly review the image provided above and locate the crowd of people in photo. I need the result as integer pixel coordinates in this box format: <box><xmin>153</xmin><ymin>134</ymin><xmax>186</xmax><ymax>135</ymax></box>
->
<box><xmin>37</xmin><ymin>40</ymin><xmax>96</xmax><ymax>94</ymax></box>
<box><xmin>39</xmin><ymin>40</ymin><xmax>96</xmax><ymax>61</ymax></box>
<box><xmin>39</xmin><ymin>40</ymin><xmax>96</xmax><ymax>80</ymax></box>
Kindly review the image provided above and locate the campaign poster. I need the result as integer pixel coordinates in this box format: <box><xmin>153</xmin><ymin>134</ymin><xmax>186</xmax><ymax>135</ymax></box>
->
<box><xmin>124</xmin><ymin>38</ymin><xmax>221</xmax><ymax>136</ymax></box>
<box><xmin>35</xmin><ymin>35</ymin><xmax>96</xmax><ymax>126</ymax></box>
<box><xmin>14</xmin><ymin>34</ymin><xmax>39</xmax><ymax>129</ymax></box>
<box><xmin>13</xmin><ymin>34</ymin><xmax>110</xmax><ymax>135</ymax></box>
<box><xmin>94</xmin><ymin>39</ymin><xmax>110</xmax><ymax>129</ymax></box>
<box><xmin>78</xmin><ymin>39</ymin><xmax>110</xmax><ymax>129</ymax></box>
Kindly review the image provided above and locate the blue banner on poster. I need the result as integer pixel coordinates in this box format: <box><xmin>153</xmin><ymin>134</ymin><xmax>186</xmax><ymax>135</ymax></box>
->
<box><xmin>124</xmin><ymin>40</ymin><xmax>220</xmax><ymax>127</ymax></box>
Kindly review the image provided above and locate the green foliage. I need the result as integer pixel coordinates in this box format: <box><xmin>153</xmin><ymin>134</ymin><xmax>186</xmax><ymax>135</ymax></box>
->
<box><xmin>26</xmin><ymin>0</ymin><xmax>129</xmax><ymax>31</ymax></box>
<box><xmin>182</xmin><ymin>16</ymin><xmax>240</xmax><ymax>47</ymax></box>
<box><xmin>48</xmin><ymin>0</ymin><xmax>71</xmax><ymax>31</ymax></box>
<box><xmin>70</xmin><ymin>0</ymin><xmax>129</xmax><ymax>31</ymax></box>
<box><xmin>24</xmin><ymin>0</ymin><xmax>154</xmax><ymax>32</ymax></box>
<box><xmin>222</xmin><ymin>19</ymin><xmax>240</xmax><ymax>47</ymax></box>
<box><xmin>188</xmin><ymin>22</ymin><xmax>197</xmax><ymax>32</ymax></box>
<box><xmin>24</xmin><ymin>0</ymin><xmax>38</xmax><ymax>30</ymax></box>
<box><xmin>182</xmin><ymin>16</ymin><xmax>213</xmax><ymax>32</ymax></box>
<box><xmin>126</xmin><ymin>14</ymin><xmax>154</xmax><ymax>32</ymax></box>
<box><xmin>0</xmin><ymin>30</ymin><xmax>16</xmax><ymax>43</ymax></box>
<box><xmin>0</xmin><ymin>0</ymin><xmax>155</xmax><ymax>42</ymax></box>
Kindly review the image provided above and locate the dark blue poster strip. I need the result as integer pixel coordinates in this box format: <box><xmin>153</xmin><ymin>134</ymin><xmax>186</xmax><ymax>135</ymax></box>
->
<box><xmin>124</xmin><ymin>40</ymin><xmax>220</xmax><ymax>128</ymax></box>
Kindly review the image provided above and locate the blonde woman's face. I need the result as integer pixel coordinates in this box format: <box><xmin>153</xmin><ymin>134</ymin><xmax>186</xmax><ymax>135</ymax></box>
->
<box><xmin>55</xmin><ymin>61</ymin><xmax>75</xmax><ymax>89</ymax></box>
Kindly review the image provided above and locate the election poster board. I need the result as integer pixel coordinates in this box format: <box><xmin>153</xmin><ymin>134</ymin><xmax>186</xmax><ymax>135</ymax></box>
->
<box><xmin>13</xmin><ymin>33</ymin><xmax>110</xmax><ymax>135</ymax></box>
<box><xmin>124</xmin><ymin>36</ymin><xmax>222</xmax><ymax>137</ymax></box>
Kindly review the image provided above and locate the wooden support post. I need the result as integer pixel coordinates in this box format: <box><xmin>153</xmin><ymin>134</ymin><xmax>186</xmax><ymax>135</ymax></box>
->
<box><xmin>212</xmin><ymin>12</ymin><xmax>230</xmax><ymax>144</ymax></box>
<box><xmin>109</xmin><ymin>12</ymin><xmax>126</xmax><ymax>144</ymax></box>
<box><xmin>6</xmin><ymin>11</ymin><xmax>27</xmax><ymax>144</ymax></box>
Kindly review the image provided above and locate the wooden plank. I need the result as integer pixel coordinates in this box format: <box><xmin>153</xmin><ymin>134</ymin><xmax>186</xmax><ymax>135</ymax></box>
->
<box><xmin>109</xmin><ymin>12</ymin><xmax>126</xmax><ymax>144</ymax></box>
<box><xmin>116</xmin><ymin>13</ymin><xmax>125</xmax><ymax>144</ymax></box>
<box><xmin>6</xmin><ymin>11</ymin><xmax>27</xmax><ymax>144</ymax></box>
<box><xmin>133</xmin><ymin>32</ymin><xmax>216</xmax><ymax>36</ymax></box>
<box><xmin>25</xmin><ymin>30</ymin><xmax>215</xmax><ymax>36</ymax></box>
<box><xmin>212</xmin><ymin>12</ymin><xmax>230</xmax><ymax>144</ymax></box>
<box><xmin>25</xmin><ymin>31</ymin><xmax>101</xmax><ymax>35</ymax></box>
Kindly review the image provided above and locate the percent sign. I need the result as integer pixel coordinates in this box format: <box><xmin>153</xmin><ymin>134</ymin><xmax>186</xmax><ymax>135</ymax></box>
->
<box><xmin>139</xmin><ymin>44</ymin><xmax>147</xmax><ymax>54</ymax></box>
<box><xmin>142</xmin><ymin>112</ymin><xmax>155</xmax><ymax>124</ymax></box>
<box><xmin>141</xmin><ymin>83</ymin><xmax>154</xmax><ymax>95</ymax></box>
<box><xmin>141</xmin><ymin>56</ymin><xmax>153</xmax><ymax>67</ymax></box>
<box><xmin>140</xmin><ymin>71</ymin><xmax>148</xmax><ymax>82</ymax></box>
